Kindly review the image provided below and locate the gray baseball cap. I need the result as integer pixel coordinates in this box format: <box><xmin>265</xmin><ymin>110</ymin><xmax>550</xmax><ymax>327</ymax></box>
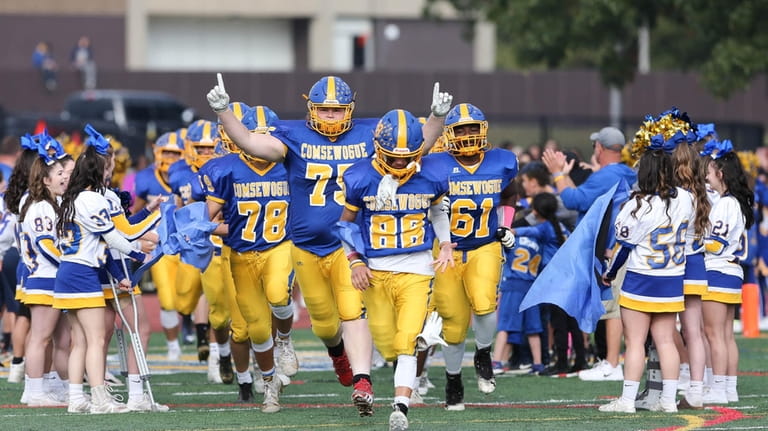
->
<box><xmin>590</xmin><ymin>126</ymin><xmax>625</xmax><ymax>151</ymax></box>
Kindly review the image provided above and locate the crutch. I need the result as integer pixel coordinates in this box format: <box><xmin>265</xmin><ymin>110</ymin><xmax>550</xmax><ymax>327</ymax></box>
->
<box><xmin>108</xmin><ymin>258</ymin><xmax>160</xmax><ymax>411</ymax></box>
<box><xmin>113</xmin><ymin>322</ymin><xmax>129</xmax><ymax>377</ymax></box>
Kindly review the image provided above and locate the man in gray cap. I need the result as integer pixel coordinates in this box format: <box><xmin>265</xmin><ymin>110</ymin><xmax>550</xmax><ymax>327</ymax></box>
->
<box><xmin>541</xmin><ymin>126</ymin><xmax>637</xmax><ymax>382</ymax></box>
<box><xmin>590</xmin><ymin>127</ymin><xmax>627</xmax><ymax>152</ymax></box>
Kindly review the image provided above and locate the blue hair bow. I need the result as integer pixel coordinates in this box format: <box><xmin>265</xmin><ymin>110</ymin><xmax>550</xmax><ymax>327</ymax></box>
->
<box><xmin>696</xmin><ymin>123</ymin><xmax>718</xmax><ymax>141</ymax></box>
<box><xmin>20</xmin><ymin>134</ymin><xmax>37</xmax><ymax>151</ymax></box>
<box><xmin>648</xmin><ymin>132</ymin><xmax>679</xmax><ymax>154</ymax></box>
<box><xmin>36</xmin><ymin>132</ymin><xmax>67</xmax><ymax>166</ymax></box>
<box><xmin>700</xmin><ymin>139</ymin><xmax>733</xmax><ymax>159</ymax></box>
<box><xmin>84</xmin><ymin>123</ymin><xmax>110</xmax><ymax>155</ymax></box>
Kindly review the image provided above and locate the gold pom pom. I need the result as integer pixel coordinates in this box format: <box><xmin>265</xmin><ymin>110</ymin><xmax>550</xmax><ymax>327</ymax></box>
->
<box><xmin>630</xmin><ymin>113</ymin><xmax>693</xmax><ymax>160</ymax></box>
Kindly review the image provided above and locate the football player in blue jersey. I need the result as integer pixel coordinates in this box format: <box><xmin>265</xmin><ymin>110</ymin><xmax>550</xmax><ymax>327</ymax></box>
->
<box><xmin>168</xmin><ymin>119</ymin><xmax>248</xmax><ymax>385</ymax></box>
<box><xmin>203</xmin><ymin>104</ymin><xmax>297</xmax><ymax>412</ymax></box>
<box><xmin>425</xmin><ymin>103</ymin><xmax>518</xmax><ymax>410</ymax></box>
<box><xmin>338</xmin><ymin>109</ymin><xmax>454</xmax><ymax>428</ymax></box>
<box><xmin>132</xmin><ymin>131</ymin><xmax>185</xmax><ymax>361</ymax></box>
<box><xmin>208</xmin><ymin>74</ymin><xmax>452</xmax><ymax>416</ymax></box>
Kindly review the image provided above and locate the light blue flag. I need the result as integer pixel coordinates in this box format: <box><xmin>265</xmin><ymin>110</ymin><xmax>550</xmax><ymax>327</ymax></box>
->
<box><xmin>168</xmin><ymin>201</ymin><xmax>218</xmax><ymax>271</ymax></box>
<box><xmin>519</xmin><ymin>181</ymin><xmax>630</xmax><ymax>333</ymax></box>
<box><xmin>130</xmin><ymin>201</ymin><xmax>176</xmax><ymax>286</ymax></box>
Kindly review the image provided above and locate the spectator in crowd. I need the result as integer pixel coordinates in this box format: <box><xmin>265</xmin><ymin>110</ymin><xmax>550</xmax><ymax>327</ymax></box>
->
<box><xmin>70</xmin><ymin>36</ymin><xmax>97</xmax><ymax>90</ymax></box>
<box><xmin>32</xmin><ymin>42</ymin><xmax>58</xmax><ymax>92</ymax></box>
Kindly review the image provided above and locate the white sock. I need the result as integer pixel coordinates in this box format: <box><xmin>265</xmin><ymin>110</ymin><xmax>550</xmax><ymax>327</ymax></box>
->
<box><xmin>620</xmin><ymin>380</ymin><xmax>640</xmax><ymax>403</ymax></box>
<box><xmin>661</xmin><ymin>379</ymin><xmax>678</xmax><ymax>405</ymax></box>
<box><xmin>679</xmin><ymin>363</ymin><xmax>690</xmax><ymax>377</ymax></box>
<box><xmin>276</xmin><ymin>330</ymin><xmax>291</xmax><ymax>339</ymax></box>
<box><xmin>218</xmin><ymin>342</ymin><xmax>231</xmax><ymax>357</ymax></box>
<box><xmin>393</xmin><ymin>355</ymin><xmax>416</xmax><ymax>390</ymax></box>
<box><xmin>28</xmin><ymin>377</ymin><xmax>44</xmax><ymax>396</ymax></box>
<box><xmin>69</xmin><ymin>383</ymin><xmax>85</xmax><ymax>403</ymax></box>
<box><xmin>209</xmin><ymin>342</ymin><xmax>220</xmax><ymax>357</ymax></box>
<box><xmin>394</xmin><ymin>395</ymin><xmax>410</xmax><ymax>409</ymax></box>
<box><xmin>704</xmin><ymin>367</ymin><xmax>714</xmax><ymax>387</ymax></box>
<box><xmin>128</xmin><ymin>374</ymin><xmax>143</xmax><ymax>400</ymax></box>
<box><xmin>236</xmin><ymin>371</ymin><xmax>253</xmax><ymax>384</ymax></box>
<box><xmin>167</xmin><ymin>338</ymin><xmax>180</xmax><ymax>351</ymax></box>
<box><xmin>726</xmin><ymin>375</ymin><xmax>737</xmax><ymax>392</ymax></box>
<box><xmin>712</xmin><ymin>375</ymin><xmax>726</xmax><ymax>393</ymax></box>
<box><xmin>472</xmin><ymin>312</ymin><xmax>497</xmax><ymax>349</ymax></box>
<box><xmin>688</xmin><ymin>380</ymin><xmax>703</xmax><ymax>397</ymax></box>
<box><xmin>443</xmin><ymin>342</ymin><xmax>466</xmax><ymax>375</ymax></box>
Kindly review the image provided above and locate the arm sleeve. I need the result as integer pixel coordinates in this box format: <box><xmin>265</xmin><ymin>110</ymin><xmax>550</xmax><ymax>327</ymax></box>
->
<box><xmin>428</xmin><ymin>201</ymin><xmax>451</xmax><ymax>244</ymax></box>
<box><xmin>113</xmin><ymin>210</ymin><xmax>161</xmax><ymax>241</ymax></box>
<box><xmin>102</xmin><ymin>229</ymin><xmax>138</xmax><ymax>256</ymax></box>
<box><xmin>36</xmin><ymin>236</ymin><xmax>61</xmax><ymax>266</ymax></box>
<box><xmin>606</xmin><ymin>244</ymin><xmax>632</xmax><ymax>279</ymax></box>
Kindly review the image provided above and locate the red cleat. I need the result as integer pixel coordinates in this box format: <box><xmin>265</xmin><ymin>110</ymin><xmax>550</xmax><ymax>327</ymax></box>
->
<box><xmin>351</xmin><ymin>378</ymin><xmax>374</xmax><ymax>417</ymax></box>
<box><xmin>331</xmin><ymin>351</ymin><xmax>354</xmax><ymax>387</ymax></box>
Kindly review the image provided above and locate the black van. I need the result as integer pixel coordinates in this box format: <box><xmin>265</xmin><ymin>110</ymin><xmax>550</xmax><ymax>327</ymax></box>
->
<box><xmin>61</xmin><ymin>89</ymin><xmax>196</xmax><ymax>159</ymax></box>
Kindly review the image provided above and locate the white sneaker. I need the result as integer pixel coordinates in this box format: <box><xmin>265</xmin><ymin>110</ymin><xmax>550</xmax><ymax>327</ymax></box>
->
<box><xmin>372</xmin><ymin>349</ymin><xmax>387</xmax><ymax>370</ymax></box>
<box><xmin>20</xmin><ymin>389</ymin><xmax>28</xmax><ymax>404</ymax></box>
<box><xmin>477</xmin><ymin>376</ymin><xmax>496</xmax><ymax>394</ymax></box>
<box><xmin>410</xmin><ymin>390</ymin><xmax>424</xmax><ymax>404</ymax></box>
<box><xmin>104</xmin><ymin>370</ymin><xmax>124</xmax><ymax>387</ymax></box>
<box><xmin>167</xmin><ymin>346</ymin><xmax>182</xmax><ymax>362</ymax></box>
<box><xmin>677</xmin><ymin>371</ymin><xmax>690</xmax><ymax>392</ymax></box>
<box><xmin>48</xmin><ymin>386</ymin><xmax>69</xmax><ymax>404</ymax></box>
<box><xmin>68</xmin><ymin>396</ymin><xmax>92</xmax><ymax>413</ymax></box>
<box><xmin>650</xmin><ymin>400</ymin><xmax>678</xmax><ymax>412</ymax></box>
<box><xmin>418</xmin><ymin>373</ymin><xmax>433</xmax><ymax>396</ymax></box>
<box><xmin>759</xmin><ymin>316</ymin><xmax>768</xmax><ymax>331</ymax></box>
<box><xmin>8</xmin><ymin>361</ymin><xmax>25</xmax><ymax>383</ymax></box>
<box><xmin>726</xmin><ymin>390</ymin><xmax>739</xmax><ymax>403</ymax></box>
<box><xmin>254</xmin><ymin>377</ymin><xmax>265</xmax><ymax>394</ymax></box>
<box><xmin>261</xmin><ymin>377</ymin><xmax>283</xmax><ymax>413</ymax></box>
<box><xmin>207</xmin><ymin>352</ymin><xmax>223</xmax><ymax>384</ymax></box>
<box><xmin>634</xmin><ymin>388</ymin><xmax>660</xmax><ymax>410</ymax></box>
<box><xmin>90</xmin><ymin>385</ymin><xmax>129</xmax><ymax>414</ymax></box>
<box><xmin>126</xmin><ymin>393</ymin><xmax>170</xmax><ymax>412</ymax></box>
<box><xmin>27</xmin><ymin>391</ymin><xmax>68</xmax><ymax>407</ymax></box>
<box><xmin>274</xmin><ymin>336</ymin><xmax>299</xmax><ymax>377</ymax></box>
<box><xmin>598</xmin><ymin>398</ymin><xmax>636</xmax><ymax>413</ymax></box>
<box><xmin>579</xmin><ymin>360</ymin><xmax>624</xmax><ymax>381</ymax></box>
<box><xmin>389</xmin><ymin>406</ymin><xmax>409</xmax><ymax>431</ymax></box>
<box><xmin>702</xmin><ymin>388</ymin><xmax>728</xmax><ymax>404</ymax></box>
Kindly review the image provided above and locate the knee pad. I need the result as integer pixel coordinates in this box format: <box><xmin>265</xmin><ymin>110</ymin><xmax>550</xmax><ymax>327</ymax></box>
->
<box><xmin>250</xmin><ymin>337</ymin><xmax>274</xmax><ymax>354</ymax></box>
<box><xmin>270</xmin><ymin>304</ymin><xmax>293</xmax><ymax>320</ymax></box>
<box><xmin>160</xmin><ymin>309</ymin><xmax>179</xmax><ymax>330</ymax></box>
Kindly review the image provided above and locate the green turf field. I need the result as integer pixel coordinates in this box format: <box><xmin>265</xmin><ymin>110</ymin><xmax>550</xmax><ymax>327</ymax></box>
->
<box><xmin>1</xmin><ymin>329</ymin><xmax>766</xmax><ymax>431</ymax></box>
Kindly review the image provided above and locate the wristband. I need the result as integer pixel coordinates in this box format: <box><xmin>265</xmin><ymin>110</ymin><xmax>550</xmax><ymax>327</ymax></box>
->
<box><xmin>128</xmin><ymin>250</ymin><xmax>146</xmax><ymax>262</ymax></box>
<box><xmin>346</xmin><ymin>252</ymin><xmax>362</xmax><ymax>261</ymax></box>
<box><xmin>349</xmin><ymin>259</ymin><xmax>366</xmax><ymax>269</ymax></box>
<box><xmin>553</xmin><ymin>175</ymin><xmax>565</xmax><ymax>183</ymax></box>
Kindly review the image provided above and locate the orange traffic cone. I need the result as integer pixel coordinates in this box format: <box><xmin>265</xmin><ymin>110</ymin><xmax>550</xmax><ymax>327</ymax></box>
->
<box><xmin>741</xmin><ymin>283</ymin><xmax>760</xmax><ymax>338</ymax></box>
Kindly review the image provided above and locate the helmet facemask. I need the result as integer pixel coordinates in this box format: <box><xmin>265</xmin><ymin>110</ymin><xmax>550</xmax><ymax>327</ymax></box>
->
<box><xmin>445</xmin><ymin>120</ymin><xmax>489</xmax><ymax>157</ymax></box>
<box><xmin>307</xmin><ymin>101</ymin><xmax>354</xmax><ymax>138</ymax></box>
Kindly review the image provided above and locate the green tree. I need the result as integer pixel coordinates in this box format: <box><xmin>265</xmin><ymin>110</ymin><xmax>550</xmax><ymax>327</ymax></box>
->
<box><xmin>427</xmin><ymin>0</ymin><xmax>768</xmax><ymax>99</ymax></box>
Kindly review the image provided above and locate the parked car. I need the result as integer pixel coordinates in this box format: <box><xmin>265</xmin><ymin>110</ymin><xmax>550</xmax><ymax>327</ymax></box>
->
<box><xmin>61</xmin><ymin>89</ymin><xmax>196</xmax><ymax>159</ymax></box>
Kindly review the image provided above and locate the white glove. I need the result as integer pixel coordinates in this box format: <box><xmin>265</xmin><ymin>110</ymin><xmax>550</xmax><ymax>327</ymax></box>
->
<box><xmin>206</xmin><ymin>73</ymin><xmax>230</xmax><ymax>113</ymax></box>
<box><xmin>375</xmin><ymin>174</ymin><xmax>400</xmax><ymax>211</ymax></box>
<box><xmin>497</xmin><ymin>227</ymin><xmax>516</xmax><ymax>249</ymax></box>
<box><xmin>430</xmin><ymin>82</ymin><xmax>453</xmax><ymax>117</ymax></box>
<box><xmin>440</xmin><ymin>196</ymin><xmax>451</xmax><ymax>214</ymax></box>
<box><xmin>416</xmin><ymin>311</ymin><xmax>448</xmax><ymax>351</ymax></box>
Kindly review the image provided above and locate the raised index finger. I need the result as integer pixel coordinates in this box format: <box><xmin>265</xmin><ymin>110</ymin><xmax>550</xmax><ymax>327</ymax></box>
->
<box><xmin>217</xmin><ymin>73</ymin><xmax>225</xmax><ymax>93</ymax></box>
<box><xmin>433</xmin><ymin>82</ymin><xmax>440</xmax><ymax>99</ymax></box>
